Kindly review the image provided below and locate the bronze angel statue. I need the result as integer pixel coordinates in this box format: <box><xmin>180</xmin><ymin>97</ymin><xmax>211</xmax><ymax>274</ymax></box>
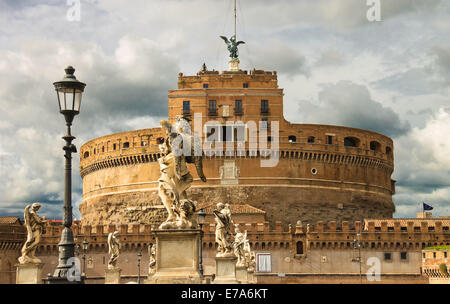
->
<box><xmin>18</xmin><ymin>203</ymin><xmax>47</xmax><ymax>264</ymax></box>
<box><xmin>157</xmin><ymin>116</ymin><xmax>207</xmax><ymax>229</ymax></box>
<box><xmin>220</xmin><ymin>35</ymin><xmax>245</xmax><ymax>60</ymax></box>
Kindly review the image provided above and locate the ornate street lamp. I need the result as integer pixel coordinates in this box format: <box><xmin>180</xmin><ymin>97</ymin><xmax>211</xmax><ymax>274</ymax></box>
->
<box><xmin>137</xmin><ymin>252</ymin><xmax>142</xmax><ymax>284</ymax></box>
<box><xmin>46</xmin><ymin>66</ymin><xmax>86</xmax><ymax>284</ymax></box>
<box><xmin>82</xmin><ymin>240</ymin><xmax>88</xmax><ymax>277</ymax></box>
<box><xmin>196</xmin><ymin>208</ymin><xmax>206</xmax><ymax>279</ymax></box>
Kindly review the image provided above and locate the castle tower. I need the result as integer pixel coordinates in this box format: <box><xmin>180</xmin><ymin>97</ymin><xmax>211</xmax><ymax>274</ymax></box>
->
<box><xmin>79</xmin><ymin>57</ymin><xmax>396</xmax><ymax>227</ymax></box>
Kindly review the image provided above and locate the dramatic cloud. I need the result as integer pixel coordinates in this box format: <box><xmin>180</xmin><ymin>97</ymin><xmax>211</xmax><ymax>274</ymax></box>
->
<box><xmin>297</xmin><ymin>81</ymin><xmax>410</xmax><ymax>137</ymax></box>
<box><xmin>0</xmin><ymin>0</ymin><xmax>449</xmax><ymax>219</ymax></box>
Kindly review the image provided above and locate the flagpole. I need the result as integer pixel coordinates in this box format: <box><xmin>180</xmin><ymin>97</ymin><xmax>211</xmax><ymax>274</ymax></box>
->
<box><xmin>234</xmin><ymin>0</ymin><xmax>237</xmax><ymax>39</ymax></box>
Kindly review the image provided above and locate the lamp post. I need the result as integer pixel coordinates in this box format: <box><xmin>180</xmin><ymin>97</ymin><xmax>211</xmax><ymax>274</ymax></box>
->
<box><xmin>47</xmin><ymin>66</ymin><xmax>86</xmax><ymax>283</ymax></box>
<box><xmin>137</xmin><ymin>252</ymin><xmax>142</xmax><ymax>284</ymax></box>
<box><xmin>196</xmin><ymin>208</ymin><xmax>206</xmax><ymax>280</ymax></box>
<box><xmin>82</xmin><ymin>240</ymin><xmax>88</xmax><ymax>277</ymax></box>
<box><xmin>353</xmin><ymin>232</ymin><xmax>363</xmax><ymax>284</ymax></box>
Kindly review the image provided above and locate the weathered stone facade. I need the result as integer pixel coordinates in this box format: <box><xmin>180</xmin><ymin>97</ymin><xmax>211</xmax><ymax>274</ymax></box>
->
<box><xmin>31</xmin><ymin>216</ymin><xmax>449</xmax><ymax>284</ymax></box>
<box><xmin>0</xmin><ymin>217</ymin><xmax>25</xmax><ymax>284</ymax></box>
<box><xmin>79</xmin><ymin>67</ymin><xmax>395</xmax><ymax>228</ymax></box>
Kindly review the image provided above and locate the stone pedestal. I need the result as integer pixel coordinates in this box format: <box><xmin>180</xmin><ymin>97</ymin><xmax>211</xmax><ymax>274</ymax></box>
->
<box><xmin>105</xmin><ymin>268</ymin><xmax>121</xmax><ymax>284</ymax></box>
<box><xmin>145</xmin><ymin>229</ymin><xmax>202</xmax><ymax>284</ymax></box>
<box><xmin>16</xmin><ymin>263</ymin><xmax>43</xmax><ymax>284</ymax></box>
<box><xmin>229</xmin><ymin>59</ymin><xmax>240</xmax><ymax>71</ymax></box>
<box><xmin>213</xmin><ymin>255</ymin><xmax>240</xmax><ymax>284</ymax></box>
<box><xmin>235</xmin><ymin>266</ymin><xmax>248</xmax><ymax>283</ymax></box>
<box><xmin>247</xmin><ymin>270</ymin><xmax>257</xmax><ymax>284</ymax></box>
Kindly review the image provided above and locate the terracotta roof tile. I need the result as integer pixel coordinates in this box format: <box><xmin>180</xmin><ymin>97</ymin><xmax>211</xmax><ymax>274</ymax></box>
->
<box><xmin>0</xmin><ymin>216</ymin><xmax>22</xmax><ymax>225</ymax></box>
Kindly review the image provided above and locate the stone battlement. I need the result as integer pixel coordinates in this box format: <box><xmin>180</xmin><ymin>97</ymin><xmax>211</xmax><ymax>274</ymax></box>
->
<box><xmin>37</xmin><ymin>218</ymin><xmax>449</xmax><ymax>248</ymax></box>
<box><xmin>177</xmin><ymin>69</ymin><xmax>278</xmax><ymax>90</ymax></box>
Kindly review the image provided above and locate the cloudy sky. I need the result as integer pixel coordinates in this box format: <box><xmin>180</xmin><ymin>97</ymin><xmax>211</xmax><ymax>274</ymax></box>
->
<box><xmin>0</xmin><ymin>0</ymin><xmax>449</xmax><ymax>219</ymax></box>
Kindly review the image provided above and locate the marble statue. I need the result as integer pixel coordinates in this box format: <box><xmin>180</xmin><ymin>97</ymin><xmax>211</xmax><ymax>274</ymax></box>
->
<box><xmin>233</xmin><ymin>225</ymin><xmax>247</xmax><ymax>267</ymax></box>
<box><xmin>107</xmin><ymin>231</ymin><xmax>121</xmax><ymax>269</ymax></box>
<box><xmin>18</xmin><ymin>203</ymin><xmax>47</xmax><ymax>264</ymax></box>
<box><xmin>148</xmin><ymin>243</ymin><xmax>156</xmax><ymax>275</ymax></box>
<box><xmin>247</xmin><ymin>252</ymin><xmax>256</xmax><ymax>272</ymax></box>
<box><xmin>220</xmin><ymin>35</ymin><xmax>245</xmax><ymax>60</ymax></box>
<box><xmin>157</xmin><ymin>116</ymin><xmax>206</xmax><ymax>229</ymax></box>
<box><xmin>213</xmin><ymin>202</ymin><xmax>234</xmax><ymax>257</ymax></box>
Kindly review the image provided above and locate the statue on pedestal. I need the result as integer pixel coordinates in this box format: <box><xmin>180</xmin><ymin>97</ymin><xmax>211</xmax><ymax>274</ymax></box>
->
<box><xmin>157</xmin><ymin>116</ymin><xmax>207</xmax><ymax>229</ymax></box>
<box><xmin>18</xmin><ymin>203</ymin><xmax>47</xmax><ymax>264</ymax></box>
<box><xmin>220</xmin><ymin>35</ymin><xmax>245</xmax><ymax>60</ymax></box>
<box><xmin>214</xmin><ymin>203</ymin><xmax>234</xmax><ymax>257</ymax></box>
<box><xmin>243</xmin><ymin>237</ymin><xmax>255</xmax><ymax>272</ymax></box>
<box><xmin>148</xmin><ymin>243</ymin><xmax>156</xmax><ymax>275</ymax></box>
<box><xmin>247</xmin><ymin>252</ymin><xmax>256</xmax><ymax>272</ymax></box>
<box><xmin>107</xmin><ymin>231</ymin><xmax>121</xmax><ymax>269</ymax></box>
<box><xmin>233</xmin><ymin>225</ymin><xmax>247</xmax><ymax>267</ymax></box>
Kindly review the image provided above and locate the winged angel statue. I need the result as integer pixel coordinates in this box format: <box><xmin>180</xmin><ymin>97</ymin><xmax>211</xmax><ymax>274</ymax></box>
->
<box><xmin>157</xmin><ymin>116</ymin><xmax>207</xmax><ymax>229</ymax></box>
<box><xmin>220</xmin><ymin>35</ymin><xmax>245</xmax><ymax>60</ymax></box>
<box><xmin>18</xmin><ymin>203</ymin><xmax>47</xmax><ymax>264</ymax></box>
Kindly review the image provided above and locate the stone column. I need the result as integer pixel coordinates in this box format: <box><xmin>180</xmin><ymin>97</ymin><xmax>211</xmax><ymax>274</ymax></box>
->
<box><xmin>145</xmin><ymin>229</ymin><xmax>202</xmax><ymax>284</ymax></box>
<box><xmin>229</xmin><ymin>59</ymin><xmax>240</xmax><ymax>71</ymax></box>
<box><xmin>235</xmin><ymin>265</ymin><xmax>248</xmax><ymax>283</ymax></box>
<box><xmin>16</xmin><ymin>263</ymin><xmax>43</xmax><ymax>284</ymax></box>
<box><xmin>105</xmin><ymin>268</ymin><xmax>121</xmax><ymax>284</ymax></box>
<box><xmin>213</xmin><ymin>255</ymin><xmax>240</xmax><ymax>284</ymax></box>
<box><xmin>247</xmin><ymin>270</ymin><xmax>257</xmax><ymax>284</ymax></box>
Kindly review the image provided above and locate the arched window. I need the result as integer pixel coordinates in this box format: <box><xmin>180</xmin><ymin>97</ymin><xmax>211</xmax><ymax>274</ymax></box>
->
<box><xmin>288</xmin><ymin>135</ymin><xmax>296</xmax><ymax>143</ymax></box>
<box><xmin>344</xmin><ymin>137</ymin><xmax>360</xmax><ymax>147</ymax></box>
<box><xmin>386</xmin><ymin>146</ymin><xmax>392</xmax><ymax>156</ymax></box>
<box><xmin>307</xmin><ymin>136</ymin><xmax>315</xmax><ymax>143</ymax></box>
<box><xmin>370</xmin><ymin>141</ymin><xmax>381</xmax><ymax>152</ymax></box>
<box><xmin>83</xmin><ymin>151</ymin><xmax>90</xmax><ymax>158</ymax></box>
<box><xmin>296</xmin><ymin>241</ymin><xmax>304</xmax><ymax>254</ymax></box>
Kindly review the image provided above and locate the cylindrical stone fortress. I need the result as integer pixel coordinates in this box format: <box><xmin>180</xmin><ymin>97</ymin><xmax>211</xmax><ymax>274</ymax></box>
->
<box><xmin>79</xmin><ymin>68</ymin><xmax>395</xmax><ymax>228</ymax></box>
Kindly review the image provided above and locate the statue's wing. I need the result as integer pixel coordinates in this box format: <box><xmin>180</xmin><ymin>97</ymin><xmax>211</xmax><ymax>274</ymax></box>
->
<box><xmin>23</xmin><ymin>205</ymin><xmax>31</xmax><ymax>227</ymax></box>
<box><xmin>236</xmin><ymin>41</ymin><xmax>245</xmax><ymax>46</ymax></box>
<box><xmin>220</xmin><ymin>36</ymin><xmax>229</xmax><ymax>43</ymax></box>
<box><xmin>213</xmin><ymin>210</ymin><xmax>226</xmax><ymax>226</ymax></box>
<box><xmin>107</xmin><ymin>233</ymin><xmax>112</xmax><ymax>253</ymax></box>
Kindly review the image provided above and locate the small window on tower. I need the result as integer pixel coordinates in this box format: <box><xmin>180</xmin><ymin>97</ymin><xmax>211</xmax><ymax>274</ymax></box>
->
<box><xmin>183</xmin><ymin>100</ymin><xmax>190</xmax><ymax>114</ymax></box>
<box><xmin>203</xmin><ymin>83</ymin><xmax>208</xmax><ymax>88</ymax></box>
<box><xmin>208</xmin><ymin>100</ymin><xmax>217</xmax><ymax>115</ymax></box>
<box><xmin>243</xmin><ymin>83</ymin><xmax>249</xmax><ymax>88</ymax></box>
<box><xmin>307</xmin><ymin>136</ymin><xmax>315</xmax><ymax>143</ymax></box>
<box><xmin>261</xmin><ymin>100</ymin><xmax>269</xmax><ymax>114</ymax></box>
<box><xmin>327</xmin><ymin>135</ymin><xmax>333</xmax><ymax>145</ymax></box>
<box><xmin>235</xmin><ymin>100</ymin><xmax>243</xmax><ymax>115</ymax></box>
